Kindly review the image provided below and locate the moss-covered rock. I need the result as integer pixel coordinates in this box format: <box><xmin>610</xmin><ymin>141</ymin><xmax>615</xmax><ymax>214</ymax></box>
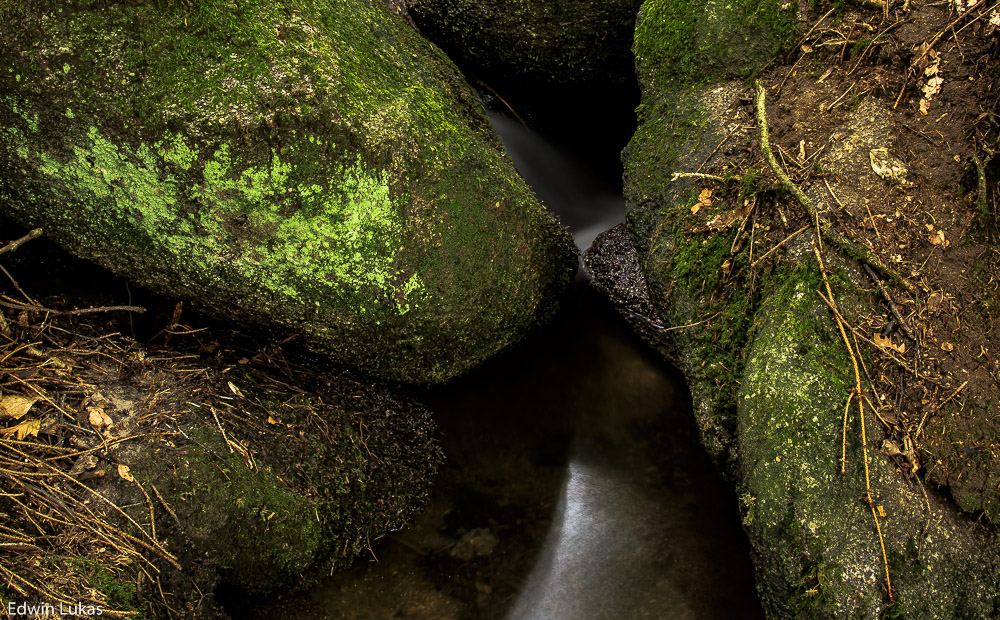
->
<box><xmin>99</xmin><ymin>360</ymin><xmax>441</xmax><ymax>604</ymax></box>
<box><xmin>627</xmin><ymin>0</ymin><xmax>797</xmax><ymax>206</ymax></box>
<box><xmin>404</xmin><ymin>0</ymin><xmax>642</xmax><ymax>88</ymax></box>
<box><xmin>740</xmin><ymin>273</ymin><xmax>1000</xmax><ymax>618</ymax></box>
<box><xmin>0</xmin><ymin>0</ymin><xmax>576</xmax><ymax>384</ymax></box>
<box><xmin>589</xmin><ymin>0</ymin><xmax>1000</xmax><ymax>615</ymax></box>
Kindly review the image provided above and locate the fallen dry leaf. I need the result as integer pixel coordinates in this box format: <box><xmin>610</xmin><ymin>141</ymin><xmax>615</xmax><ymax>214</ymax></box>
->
<box><xmin>88</xmin><ymin>406</ymin><xmax>114</xmax><ymax>431</ymax></box>
<box><xmin>0</xmin><ymin>395</ymin><xmax>39</xmax><ymax>420</ymax></box>
<box><xmin>228</xmin><ymin>381</ymin><xmax>245</xmax><ymax>399</ymax></box>
<box><xmin>0</xmin><ymin>418</ymin><xmax>41</xmax><ymax>440</ymax></box>
<box><xmin>691</xmin><ymin>188</ymin><xmax>713</xmax><ymax>214</ymax></box>
<box><xmin>927</xmin><ymin>291</ymin><xmax>944</xmax><ymax>313</ymax></box>
<box><xmin>873</xmin><ymin>333</ymin><xmax>906</xmax><ymax>354</ymax></box>
<box><xmin>929</xmin><ymin>229</ymin><xmax>946</xmax><ymax>245</ymax></box>
<box><xmin>941</xmin><ymin>342</ymin><xmax>954</xmax><ymax>352</ymax></box>
<box><xmin>117</xmin><ymin>464</ymin><xmax>135</xmax><ymax>483</ymax></box>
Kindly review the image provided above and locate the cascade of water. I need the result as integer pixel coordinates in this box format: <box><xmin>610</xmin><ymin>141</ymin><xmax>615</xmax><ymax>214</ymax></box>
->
<box><xmin>487</xmin><ymin>112</ymin><xmax>625</xmax><ymax>252</ymax></box>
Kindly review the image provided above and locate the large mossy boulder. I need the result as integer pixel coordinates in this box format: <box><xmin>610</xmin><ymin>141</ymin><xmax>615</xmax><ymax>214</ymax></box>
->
<box><xmin>739</xmin><ymin>272</ymin><xmax>1000</xmax><ymax>617</ymax></box>
<box><xmin>404</xmin><ymin>0</ymin><xmax>643</xmax><ymax>88</ymax></box>
<box><xmin>0</xmin><ymin>0</ymin><xmax>577</xmax><ymax>384</ymax></box>
<box><xmin>586</xmin><ymin>0</ymin><xmax>1000</xmax><ymax>616</ymax></box>
<box><xmin>110</xmin><ymin>363</ymin><xmax>441</xmax><ymax>602</ymax></box>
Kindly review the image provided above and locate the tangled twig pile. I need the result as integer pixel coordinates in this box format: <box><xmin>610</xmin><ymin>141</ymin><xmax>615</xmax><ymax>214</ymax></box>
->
<box><xmin>0</xmin><ymin>267</ymin><xmax>174</xmax><ymax>615</ymax></box>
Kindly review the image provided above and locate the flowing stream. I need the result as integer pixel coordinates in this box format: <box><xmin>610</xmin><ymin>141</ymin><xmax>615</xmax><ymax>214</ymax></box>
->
<box><xmin>258</xmin><ymin>113</ymin><xmax>763</xmax><ymax>619</ymax></box>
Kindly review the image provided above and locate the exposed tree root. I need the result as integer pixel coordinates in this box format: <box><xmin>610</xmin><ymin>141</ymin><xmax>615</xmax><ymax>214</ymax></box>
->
<box><xmin>753</xmin><ymin>80</ymin><xmax>917</xmax><ymax>296</ymax></box>
<box><xmin>814</xmin><ymin>244</ymin><xmax>894</xmax><ymax>603</ymax></box>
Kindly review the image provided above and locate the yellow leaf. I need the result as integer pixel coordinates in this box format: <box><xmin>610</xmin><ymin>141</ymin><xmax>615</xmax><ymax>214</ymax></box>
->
<box><xmin>118</xmin><ymin>464</ymin><xmax>135</xmax><ymax>483</ymax></box>
<box><xmin>873</xmin><ymin>333</ymin><xmax>906</xmax><ymax>354</ymax></box>
<box><xmin>941</xmin><ymin>342</ymin><xmax>954</xmax><ymax>351</ymax></box>
<box><xmin>877</xmin><ymin>505</ymin><xmax>887</xmax><ymax>518</ymax></box>
<box><xmin>0</xmin><ymin>395</ymin><xmax>39</xmax><ymax>420</ymax></box>
<box><xmin>0</xmin><ymin>419</ymin><xmax>41</xmax><ymax>440</ymax></box>
<box><xmin>267</xmin><ymin>415</ymin><xmax>278</xmax><ymax>425</ymax></box>
<box><xmin>929</xmin><ymin>230</ymin><xmax>945</xmax><ymax>245</ymax></box>
<box><xmin>691</xmin><ymin>188</ymin><xmax>713</xmax><ymax>214</ymax></box>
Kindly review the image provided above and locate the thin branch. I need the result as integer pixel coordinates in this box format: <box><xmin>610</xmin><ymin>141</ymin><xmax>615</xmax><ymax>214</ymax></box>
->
<box><xmin>0</xmin><ymin>300</ymin><xmax>145</xmax><ymax>316</ymax></box>
<box><xmin>814</xmin><ymin>244</ymin><xmax>893</xmax><ymax>602</ymax></box>
<box><xmin>671</xmin><ymin>171</ymin><xmax>726</xmax><ymax>183</ymax></box>
<box><xmin>0</xmin><ymin>228</ymin><xmax>43</xmax><ymax>256</ymax></box>
<box><xmin>750</xmin><ymin>225</ymin><xmax>810</xmax><ymax>268</ymax></box>
<box><xmin>915</xmin><ymin>380</ymin><xmax>968</xmax><ymax>440</ymax></box>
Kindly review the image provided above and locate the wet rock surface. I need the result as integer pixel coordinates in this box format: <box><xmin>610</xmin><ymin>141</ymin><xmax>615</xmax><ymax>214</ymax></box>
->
<box><xmin>583</xmin><ymin>224</ymin><xmax>674</xmax><ymax>358</ymax></box>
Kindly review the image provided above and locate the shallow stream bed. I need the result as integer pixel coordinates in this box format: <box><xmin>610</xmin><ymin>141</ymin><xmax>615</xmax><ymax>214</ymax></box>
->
<box><xmin>248</xmin><ymin>114</ymin><xmax>764</xmax><ymax>619</ymax></box>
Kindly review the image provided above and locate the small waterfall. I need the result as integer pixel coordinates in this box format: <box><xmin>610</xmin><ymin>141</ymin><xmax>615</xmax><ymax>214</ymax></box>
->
<box><xmin>293</xmin><ymin>108</ymin><xmax>762</xmax><ymax>620</ymax></box>
<box><xmin>488</xmin><ymin>112</ymin><xmax>624</xmax><ymax>252</ymax></box>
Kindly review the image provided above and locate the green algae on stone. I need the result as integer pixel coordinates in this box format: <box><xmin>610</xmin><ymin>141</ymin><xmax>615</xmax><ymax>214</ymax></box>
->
<box><xmin>626</xmin><ymin>0</ymin><xmax>797</xmax><ymax>204</ymax></box>
<box><xmin>136</xmin><ymin>424</ymin><xmax>324</xmax><ymax>594</ymax></box>
<box><xmin>633</xmin><ymin>0</ymin><xmax>797</xmax><ymax>92</ymax></box>
<box><xmin>0</xmin><ymin>0</ymin><xmax>576</xmax><ymax>383</ymax></box>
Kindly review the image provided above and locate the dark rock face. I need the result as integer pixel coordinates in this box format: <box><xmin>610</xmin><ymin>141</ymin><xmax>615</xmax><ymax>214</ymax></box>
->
<box><xmin>0</xmin><ymin>0</ymin><xmax>577</xmax><ymax>384</ymax></box>
<box><xmin>583</xmin><ymin>224</ymin><xmax>674</xmax><ymax>358</ymax></box>
<box><xmin>404</xmin><ymin>0</ymin><xmax>643</xmax><ymax>88</ymax></box>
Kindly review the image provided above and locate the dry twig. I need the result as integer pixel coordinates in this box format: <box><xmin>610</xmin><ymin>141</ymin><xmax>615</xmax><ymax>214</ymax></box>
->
<box><xmin>0</xmin><ymin>228</ymin><xmax>43</xmax><ymax>256</ymax></box>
